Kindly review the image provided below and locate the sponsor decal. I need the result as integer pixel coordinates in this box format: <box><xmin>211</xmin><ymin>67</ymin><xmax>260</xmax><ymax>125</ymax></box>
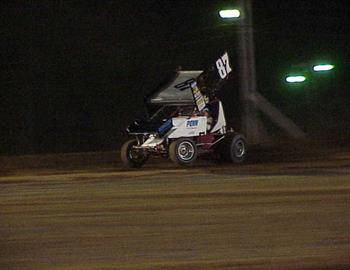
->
<box><xmin>191</xmin><ymin>82</ymin><xmax>206</xmax><ymax>112</ymax></box>
<box><xmin>186</xmin><ymin>120</ymin><xmax>199</xmax><ymax>128</ymax></box>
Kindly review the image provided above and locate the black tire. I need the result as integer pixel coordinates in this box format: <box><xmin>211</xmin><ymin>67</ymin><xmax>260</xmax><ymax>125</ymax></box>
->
<box><xmin>169</xmin><ymin>138</ymin><xmax>198</xmax><ymax>166</ymax></box>
<box><xmin>220</xmin><ymin>133</ymin><xmax>247</xmax><ymax>163</ymax></box>
<box><xmin>121</xmin><ymin>139</ymin><xmax>148</xmax><ymax>168</ymax></box>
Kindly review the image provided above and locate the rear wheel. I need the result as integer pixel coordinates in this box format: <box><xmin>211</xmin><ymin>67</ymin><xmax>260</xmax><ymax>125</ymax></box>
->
<box><xmin>220</xmin><ymin>133</ymin><xmax>247</xmax><ymax>163</ymax></box>
<box><xmin>169</xmin><ymin>138</ymin><xmax>197</xmax><ymax>166</ymax></box>
<box><xmin>121</xmin><ymin>139</ymin><xmax>148</xmax><ymax>168</ymax></box>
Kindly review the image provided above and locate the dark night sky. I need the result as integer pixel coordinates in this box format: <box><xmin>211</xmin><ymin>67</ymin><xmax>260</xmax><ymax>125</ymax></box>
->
<box><xmin>1</xmin><ymin>0</ymin><xmax>350</xmax><ymax>154</ymax></box>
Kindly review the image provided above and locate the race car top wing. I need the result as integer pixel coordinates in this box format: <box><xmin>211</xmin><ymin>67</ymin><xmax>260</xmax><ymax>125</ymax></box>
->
<box><xmin>147</xmin><ymin>70</ymin><xmax>203</xmax><ymax>105</ymax></box>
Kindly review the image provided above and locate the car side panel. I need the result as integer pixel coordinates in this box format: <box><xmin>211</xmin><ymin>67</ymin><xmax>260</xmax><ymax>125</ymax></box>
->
<box><xmin>167</xmin><ymin>116</ymin><xmax>207</xmax><ymax>139</ymax></box>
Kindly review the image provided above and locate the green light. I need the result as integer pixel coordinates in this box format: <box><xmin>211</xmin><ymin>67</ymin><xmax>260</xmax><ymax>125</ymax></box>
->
<box><xmin>313</xmin><ymin>64</ymin><xmax>335</xmax><ymax>72</ymax></box>
<box><xmin>219</xmin><ymin>9</ymin><xmax>240</xmax><ymax>19</ymax></box>
<box><xmin>286</xmin><ymin>75</ymin><xmax>307</xmax><ymax>83</ymax></box>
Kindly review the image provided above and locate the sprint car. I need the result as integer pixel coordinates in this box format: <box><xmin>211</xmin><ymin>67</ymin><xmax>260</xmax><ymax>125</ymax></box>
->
<box><xmin>121</xmin><ymin>52</ymin><xmax>246</xmax><ymax>167</ymax></box>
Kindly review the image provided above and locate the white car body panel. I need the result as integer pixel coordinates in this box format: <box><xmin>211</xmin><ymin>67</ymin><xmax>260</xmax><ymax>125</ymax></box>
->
<box><xmin>211</xmin><ymin>101</ymin><xmax>226</xmax><ymax>134</ymax></box>
<box><xmin>141</xmin><ymin>135</ymin><xmax>164</xmax><ymax>148</ymax></box>
<box><xmin>140</xmin><ymin>101</ymin><xmax>227</xmax><ymax>148</ymax></box>
<box><xmin>168</xmin><ymin>116</ymin><xmax>207</xmax><ymax>139</ymax></box>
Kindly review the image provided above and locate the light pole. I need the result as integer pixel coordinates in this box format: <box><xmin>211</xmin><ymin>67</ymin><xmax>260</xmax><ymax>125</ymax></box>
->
<box><xmin>220</xmin><ymin>0</ymin><xmax>260</xmax><ymax>144</ymax></box>
<box><xmin>220</xmin><ymin>1</ymin><xmax>306</xmax><ymax>142</ymax></box>
<box><xmin>236</xmin><ymin>0</ymin><xmax>260</xmax><ymax>144</ymax></box>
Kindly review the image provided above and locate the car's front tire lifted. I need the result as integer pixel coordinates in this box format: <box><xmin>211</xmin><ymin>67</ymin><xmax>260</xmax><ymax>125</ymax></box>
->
<box><xmin>169</xmin><ymin>138</ymin><xmax>198</xmax><ymax>166</ymax></box>
<box><xmin>220</xmin><ymin>133</ymin><xmax>247</xmax><ymax>163</ymax></box>
<box><xmin>121</xmin><ymin>139</ymin><xmax>148</xmax><ymax>168</ymax></box>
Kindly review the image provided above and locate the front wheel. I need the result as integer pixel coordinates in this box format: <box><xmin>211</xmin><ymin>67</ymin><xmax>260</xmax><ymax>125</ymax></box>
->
<box><xmin>121</xmin><ymin>139</ymin><xmax>148</xmax><ymax>168</ymax></box>
<box><xmin>169</xmin><ymin>138</ymin><xmax>198</xmax><ymax>166</ymax></box>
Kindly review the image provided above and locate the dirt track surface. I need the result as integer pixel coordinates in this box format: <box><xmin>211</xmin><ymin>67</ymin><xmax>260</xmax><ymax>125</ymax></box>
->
<box><xmin>1</xmin><ymin>148</ymin><xmax>350</xmax><ymax>270</ymax></box>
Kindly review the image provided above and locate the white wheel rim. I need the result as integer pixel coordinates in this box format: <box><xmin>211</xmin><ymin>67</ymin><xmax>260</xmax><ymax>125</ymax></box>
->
<box><xmin>177</xmin><ymin>141</ymin><xmax>195</xmax><ymax>161</ymax></box>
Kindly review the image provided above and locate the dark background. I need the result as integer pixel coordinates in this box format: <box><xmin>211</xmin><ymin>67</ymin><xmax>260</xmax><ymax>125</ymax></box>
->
<box><xmin>1</xmin><ymin>0</ymin><xmax>350</xmax><ymax>154</ymax></box>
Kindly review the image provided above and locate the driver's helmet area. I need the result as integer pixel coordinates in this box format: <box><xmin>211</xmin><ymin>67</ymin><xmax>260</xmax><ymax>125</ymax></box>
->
<box><xmin>203</xmin><ymin>100</ymin><xmax>220</xmax><ymax>132</ymax></box>
<box><xmin>173</xmin><ymin>105</ymin><xmax>196</xmax><ymax>117</ymax></box>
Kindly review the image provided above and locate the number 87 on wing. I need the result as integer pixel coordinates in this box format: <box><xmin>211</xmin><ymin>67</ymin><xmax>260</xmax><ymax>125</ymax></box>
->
<box><xmin>216</xmin><ymin>52</ymin><xmax>232</xmax><ymax>79</ymax></box>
